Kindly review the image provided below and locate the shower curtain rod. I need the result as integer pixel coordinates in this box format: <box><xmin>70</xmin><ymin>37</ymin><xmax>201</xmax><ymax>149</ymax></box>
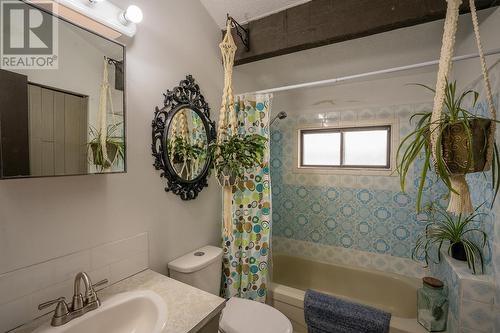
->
<box><xmin>244</xmin><ymin>48</ymin><xmax>500</xmax><ymax>95</ymax></box>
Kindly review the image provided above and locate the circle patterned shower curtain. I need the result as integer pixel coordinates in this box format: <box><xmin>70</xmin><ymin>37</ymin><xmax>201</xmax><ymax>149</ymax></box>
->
<box><xmin>221</xmin><ymin>94</ymin><xmax>273</xmax><ymax>302</ymax></box>
<box><xmin>217</xmin><ymin>21</ymin><xmax>273</xmax><ymax>303</ymax></box>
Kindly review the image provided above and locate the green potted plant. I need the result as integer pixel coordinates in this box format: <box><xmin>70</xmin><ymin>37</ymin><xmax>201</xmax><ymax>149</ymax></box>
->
<box><xmin>412</xmin><ymin>204</ymin><xmax>487</xmax><ymax>274</ymax></box>
<box><xmin>167</xmin><ymin>135</ymin><xmax>207</xmax><ymax>179</ymax></box>
<box><xmin>396</xmin><ymin>80</ymin><xmax>500</xmax><ymax>211</ymax></box>
<box><xmin>210</xmin><ymin>133</ymin><xmax>267</xmax><ymax>186</ymax></box>
<box><xmin>168</xmin><ymin>136</ymin><xmax>206</xmax><ymax>165</ymax></box>
<box><xmin>88</xmin><ymin>123</ymin><xmax>125</xmax><ymax>171</ymax></box>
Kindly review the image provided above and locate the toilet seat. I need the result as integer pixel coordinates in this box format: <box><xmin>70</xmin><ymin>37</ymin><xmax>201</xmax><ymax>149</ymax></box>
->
<box><xmin>219</xmin><ymin>297</ymin><xmax>293</xmax><ymax>333</ymax></box>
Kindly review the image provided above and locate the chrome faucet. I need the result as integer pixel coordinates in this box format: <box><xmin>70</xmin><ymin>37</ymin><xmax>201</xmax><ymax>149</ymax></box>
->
<box><xmin>38</xmin><ymin>272</ymin><xmax>108</xmax><ymax>326</ymax></box>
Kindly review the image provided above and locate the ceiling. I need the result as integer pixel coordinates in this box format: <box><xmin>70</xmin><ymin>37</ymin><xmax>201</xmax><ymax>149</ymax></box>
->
<box><xmin>200</xmin><ymin>0</ymin><xmax>311</xmax><ymax>28</ymax></box>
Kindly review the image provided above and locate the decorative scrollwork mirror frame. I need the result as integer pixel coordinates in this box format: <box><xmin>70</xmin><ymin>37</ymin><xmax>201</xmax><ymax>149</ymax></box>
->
<box><xmin>152</xmin><ymin>75</ymin><xmax>216</xmax><ymax>200</ymax></box>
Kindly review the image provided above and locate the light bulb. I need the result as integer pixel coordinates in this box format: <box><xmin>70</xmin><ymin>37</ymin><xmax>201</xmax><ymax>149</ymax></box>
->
<box><xmin>120</xmin><ymin>5</ymin><xmax>143</xmax><ymax>24</ymax></box>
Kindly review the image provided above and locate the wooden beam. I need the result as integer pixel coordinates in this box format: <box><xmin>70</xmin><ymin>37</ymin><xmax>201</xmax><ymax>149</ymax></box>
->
<box><xmin>228</xmin><ymin>0</ymin><xmax>499</xmax><ymax>66</ymax></box>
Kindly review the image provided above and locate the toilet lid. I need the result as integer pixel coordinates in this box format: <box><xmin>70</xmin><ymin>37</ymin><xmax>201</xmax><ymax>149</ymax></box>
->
<box><xmin>219</xmin><ymin>297</ymin><xmax>293</xmax><ymax>333</ymax></box>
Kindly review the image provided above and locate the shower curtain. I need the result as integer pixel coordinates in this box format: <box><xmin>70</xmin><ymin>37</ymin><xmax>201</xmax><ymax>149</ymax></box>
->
<box><xmin>221</xmin><ymin>93</ymin><xmax>273</xmax><ymax>303</ymax></box>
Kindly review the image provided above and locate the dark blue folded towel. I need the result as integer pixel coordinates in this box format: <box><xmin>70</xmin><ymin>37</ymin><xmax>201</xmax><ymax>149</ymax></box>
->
<box><xmin>304</xmin><ymin>289</ymin><xmax>391</xmax><ymax>333</ymax></box>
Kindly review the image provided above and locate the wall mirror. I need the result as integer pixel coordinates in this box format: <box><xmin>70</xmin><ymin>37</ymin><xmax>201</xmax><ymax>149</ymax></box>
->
<box><xmin>152</xmin><ymin>75</ymin><xmax>216</xmax><ymax>200</ymax></box>
<box><xmin>0</xmin><ymin>0</ymin><xmax>126</xmax><ymax>179</ymax></box>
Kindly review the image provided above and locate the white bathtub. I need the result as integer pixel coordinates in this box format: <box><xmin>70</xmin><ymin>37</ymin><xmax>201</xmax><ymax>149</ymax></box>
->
<box><xmin>269</xmin><ymin>254</ymin><xmax>429</xmax><ymax>333</ymax></box>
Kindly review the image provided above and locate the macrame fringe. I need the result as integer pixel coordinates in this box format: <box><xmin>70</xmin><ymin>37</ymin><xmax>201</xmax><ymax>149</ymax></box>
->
<box><xmin>447</xmin><ymin>175</ymin><xmax>474</xmax><ymax>215</ymax></box>
<box><xmin>223</xmin><ymin>185</ymin><xmax>233</xmax><ymax>236</ymax></box>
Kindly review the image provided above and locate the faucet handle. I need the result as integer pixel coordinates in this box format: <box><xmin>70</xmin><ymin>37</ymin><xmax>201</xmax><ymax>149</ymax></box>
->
<box><xmin>92</xmin><ymin>279</ymin><xmax>109</xmax><ymax>290</ymax></box>
<box><xmin>38</xmin><ymin>297</ymin><xmax>70</xmax><ymax>317</ymax></box>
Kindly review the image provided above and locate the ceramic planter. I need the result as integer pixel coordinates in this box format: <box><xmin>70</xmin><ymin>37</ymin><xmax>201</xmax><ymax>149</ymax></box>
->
<box><xmin>91</xmin><ymin>143</ymin><xmax>119</xmax><ymax>168</ymax></box>
<box><xmin>440</xmin><ymin>118</ymin><xmax>491</xmax><ymax>174</ymax></box>
<box><xmin>450</xmin><ymin>242</ymin><xmax>467</xmax><ymax>261</ymax></box>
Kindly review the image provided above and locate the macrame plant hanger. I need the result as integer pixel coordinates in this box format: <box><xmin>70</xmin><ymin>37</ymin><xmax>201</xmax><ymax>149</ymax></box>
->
<box><xmin>170</xmin><ymin>111</ymin><xmax>192</xmax><ymax>179</ymax></box>
<box><xmin>218</xmin><ymin>21</ymin><xmax>239</xmax><ymax>236</ymax></box>
<box><xmin>431</xmin><ymin>0</ymin><xmax>497</xmax><ymax>215</ymax></box>
<box><xmin>97</xmin><ymin>58</ymin><xmax>118</xmax><ymax>172</ymax></box>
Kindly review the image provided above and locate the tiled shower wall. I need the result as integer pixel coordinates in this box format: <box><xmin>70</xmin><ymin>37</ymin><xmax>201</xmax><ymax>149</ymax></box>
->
<box><xmin>270</xmin><ymin>71</ymin><xmax>499</xmax><ymax>281</ymax></box>
<box><xmin>270</xmin><ymin>102</ymin><xmax>449</xmax><ymax>278</ymax></box>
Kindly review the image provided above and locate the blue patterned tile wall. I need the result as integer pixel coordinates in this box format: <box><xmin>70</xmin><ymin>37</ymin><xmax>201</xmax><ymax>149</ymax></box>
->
<box><xmin>270</xmin><ymin>97</ymin><xmax>497</xmax><ymax>267</ymax></box>
<box><xmin>270</xmin><ymin>103</ymin><xmax>448</xmax><ymax>260</ymax></box>
<box><xmin>272</xmin><ymin>182</ymin><xmax>447</xmax><ymax>259</ymax></box>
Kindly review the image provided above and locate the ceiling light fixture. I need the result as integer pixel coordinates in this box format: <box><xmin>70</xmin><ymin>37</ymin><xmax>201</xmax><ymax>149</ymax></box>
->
<box><xmin>119</xmin><ymin>5</ymin><xmax>143</xmax><ymax>24</ymax></box>
<box><xmin>56</xmin><ymin>0</ymin><xmax>141</xmax><ymax>37</ymax></box>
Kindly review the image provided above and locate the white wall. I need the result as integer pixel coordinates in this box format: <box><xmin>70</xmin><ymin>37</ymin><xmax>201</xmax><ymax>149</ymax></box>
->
<box><xmin>0</xmin><ymin>0</ymin><xmax>223</xmax><ymax>283</ymax></box>
<box><xmin>455</xmin><ymin>6</ymin><xmax>500</xmax><ymax>86</ymax></box>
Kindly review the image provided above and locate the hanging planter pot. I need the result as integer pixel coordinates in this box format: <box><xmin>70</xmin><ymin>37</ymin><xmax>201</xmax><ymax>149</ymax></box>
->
<box><xmin>441</xmin><ymin>118</ymin><xmax>491</xmax><ymax>174</ymax></box>
<box><xmin>423</xmin><ymin>118</ymin><xmax>492</xmax><ymax>174</ymax></box>
<box><xmin>397</xmin><ymin>82</ymin><xmax>500</xmax><ymax>214</ymax></box>
<box><xmin>439</xmin><ymin>116</ymin><xmax>496</xmax><ymax>215</ymax></box>
<box><xmin>91</xmin><ymin>142</ymin><xmax>118</xmax><ymax>168</ymax></box>
<box><xmin>88</xmin><ymin>123</ymin><xmax>124</xmax><ymax>171</ymax></box>
<box><xmin>437</xmin><ymin>118</ymin><xmax>493</xmax><ymax>214</ymax></box>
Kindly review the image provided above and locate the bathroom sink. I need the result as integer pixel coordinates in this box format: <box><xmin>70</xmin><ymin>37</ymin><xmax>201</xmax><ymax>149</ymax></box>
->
<box><xmin>33</xmin><ymin>290</ymin><xmax>167</xmax><ymax>333</ymax></box>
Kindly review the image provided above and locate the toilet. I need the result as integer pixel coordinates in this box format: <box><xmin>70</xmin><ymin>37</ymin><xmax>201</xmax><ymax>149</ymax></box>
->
<box><xmin>168</xmin><ymin>245</ymin><xmax>293</xmax><ymax>333</ymax></box>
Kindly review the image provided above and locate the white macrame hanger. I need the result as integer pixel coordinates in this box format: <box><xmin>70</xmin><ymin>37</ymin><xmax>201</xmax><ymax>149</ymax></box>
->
<box><xmin>98</xmin><ymin>58</ymin><xmax>111</xmax><ymax>170</ymax></box>
<box><xmin>218</xmin><ymin>21</ymin><xmax>239</xmax><ymax>237</ymax></box>
<box><xmin>430</xmin><ymin>0</ymin><xmax>497</xmax><ymax>215</ymax></box>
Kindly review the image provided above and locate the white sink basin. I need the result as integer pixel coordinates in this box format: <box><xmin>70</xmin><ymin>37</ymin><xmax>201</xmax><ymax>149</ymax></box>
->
<box><xmin>33</xmin><ymin>290</ymin><xmax>167</xmax><ymax>333</ymax></box>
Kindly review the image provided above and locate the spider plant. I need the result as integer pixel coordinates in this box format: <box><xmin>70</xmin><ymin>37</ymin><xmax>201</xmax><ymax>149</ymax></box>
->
<box><xmin>168</xmin><ymin>136</ymin><xmax>206</xmax><ymax>164</ymax></box>
<box><xmin>412</xmin><ymin>204</ymin><xmax>487</xmax><ymax>274</ymax></box>
<box><xmin>88</xmin><ymin>123</ymin><xmax>125</xmax><ymax>171</ymax></box>
<box><xmin>396</xmin><ymin>79</ymin><xmax>500</xmax><ymax>211</ymax></box>
<box><xmin>210</xmin><ymin>134</ymin><xmax>267</xmax><ymax>185</ymax></box>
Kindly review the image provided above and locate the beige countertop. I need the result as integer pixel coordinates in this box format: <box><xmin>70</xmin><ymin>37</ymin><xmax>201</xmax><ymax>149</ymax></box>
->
<box><xmin>11</xmin><ymin>269</ymin><xmax>226</xmax><ymax>333</ymax></box>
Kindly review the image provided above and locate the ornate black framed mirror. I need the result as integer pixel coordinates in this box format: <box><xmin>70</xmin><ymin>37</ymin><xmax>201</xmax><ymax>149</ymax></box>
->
<box><xmin>152</xmin><ymin>75</ymin><xmax>216</xmax><ymax>200</ymax></box>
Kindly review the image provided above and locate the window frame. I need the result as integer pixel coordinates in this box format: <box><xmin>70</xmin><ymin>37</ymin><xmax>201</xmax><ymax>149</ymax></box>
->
<box><xmin>299</xmin><ymin>125</ymin><xmax>392</xmax><ymax>170</ymax></box>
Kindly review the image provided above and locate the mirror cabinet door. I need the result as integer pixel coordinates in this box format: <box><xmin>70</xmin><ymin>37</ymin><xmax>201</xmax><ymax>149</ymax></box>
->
<box><xmin>0</xmin><ymin>1</ymin><xmax>126</xmax><ymax>178</ymax></box>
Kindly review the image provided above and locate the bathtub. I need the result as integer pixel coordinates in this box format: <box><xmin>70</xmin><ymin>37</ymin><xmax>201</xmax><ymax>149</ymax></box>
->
<box><xmin>269</xmin><ymin>254</ymin><xmax>429</xmax><ymax>333</ymax></box>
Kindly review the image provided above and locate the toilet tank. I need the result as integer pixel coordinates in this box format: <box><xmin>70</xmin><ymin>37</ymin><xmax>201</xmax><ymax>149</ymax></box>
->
<box><xmin>167</xmin><ymin>245</ymin><xmax>223</xmax><ymax>295</ymax></box>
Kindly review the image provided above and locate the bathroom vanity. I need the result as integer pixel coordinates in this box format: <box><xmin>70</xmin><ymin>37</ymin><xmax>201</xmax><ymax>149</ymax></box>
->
<box><xmin>10</xmin><ymin>270</ymin><xmax>225</xmax><ymax>333</ymax></box>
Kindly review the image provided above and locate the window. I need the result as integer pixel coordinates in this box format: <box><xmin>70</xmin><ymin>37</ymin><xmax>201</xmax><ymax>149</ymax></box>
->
<box><xmin>300</xmin><ymin>126</ymin><xmax>391</xmax><ymax>169</ymax></box>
